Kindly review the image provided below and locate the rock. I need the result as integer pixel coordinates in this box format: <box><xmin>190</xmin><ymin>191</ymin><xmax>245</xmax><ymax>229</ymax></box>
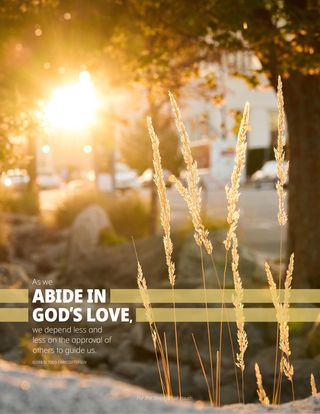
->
<box><xmin>9</xmin><ymin>215</ymin><xmax>44</xmax><ymax>260</ymax></box>
<box><xmin>307</xmin><ymin>325</ymin><xmax>320</xmax><ymax>357</ymax></box>
<box><xmin>249</xmin><ymin>346</ymin><xmax>320</xmax><ymax>403</ymax></box>
<box><xmin>290</xmin><ymin>336</ymin><xmax>309</xmax><ymax>359</ymax></box>
<box><xmin>85</xmin><ymin>350</ymin><xmax>109</xmax><ymax>369</ymax></box>
<box><xmin>0</xmin><ymin>244</ymin><xmax>11</xmax><ymax>262</ymax></box>
<box><xmin>193</xmin><ymin>370</ymin><xmax>212</xmax><ymax>400</ymax></box>
<box><xmin>0</xmin><ymin>263</ymin><xmax>30</xmax><ymax>288</ymax></box>
<box><xmin>59</xmin><ymin>235</ymin><xmax>166</xmax><ymax>289</ymax></box>
<box><xmin>35</xmin><ymin>241</ymin><xmax>68</xmax><ymax>273</ymax></box>
<box><xmin>108</xmin><ymin>339</ymin><xmax>136</xmax><ymax>368</ymax></box>
<box><xmin>11</xmin><ymin>259</ymin><xmax>36</xmax><ymax>278</ymax></box>
<box><xmin>169</xmin><ymin>364</ymin><xmax>195</xmax><ymax>398</ymax></box>
<box><xmin>1</xmin><ymin>346</ymin><xmax>23</xmax><ymax>363</ymax></box>
<box><xmin>176</xmin><ymin>231</ymin><xmax>261</xmax><ymax>289</ymax></box>
<box><xmin>132</xmin><ymin>319</ymin><xmax>265</xmax><ymax>376</ymax></box>
<box><xmin>0</xmin><ymin>323</ymin><xmax>19</xmax><ymax>352</ymax></box>
<box><xmin>289</xmin><ymin>359</ymin><xmax>320</xmax><ymax>400</ymax></box>
<box><xmin>176</xmin><ymin>234</ymin><xmax>213</xmax><ymax>288</ymax></box>
<box><xmin>133</xmin><ymin>363</ymin><xmax>164</xmax><ymax>393</ymax></box>
<box><xmin>0</xmin><ymin>359</ymin><xmax>319</xmax><ymax>413</ymax></box>
<box><xmin>114</xmin><ymin>361</ymin><xmax>148</xmax><ymax>380</ymax></box>
<box><xmin>67</xmin><ymin>205</ymin><xmax>111</xmax><ymax>265</ymax></box>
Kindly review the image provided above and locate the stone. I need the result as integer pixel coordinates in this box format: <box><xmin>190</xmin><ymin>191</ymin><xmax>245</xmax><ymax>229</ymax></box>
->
<box><xmin>0</xmin><ymin>323</ymin><xmax>19</xmax><ymax>353</ymax></box>
<box><xmin>108</xmin><ymin>339</ymin><xmax>135</xmax><ymax>368</ymax></box>
<box><xmin>67</xmin><ymin>205</ymin><xmax>111</xmax><ymax>265</ymax></box>
<box><xmin>169</xmin><ymin>364</ymin><xmax>195</xmax><ymax>399</ymax></box>
<box><xmin>0</xmin><ymin>263</ymin><xmax>30</xmax><ymax>288</ymax></box>
<box><xmin>114</xmin><ymin>361</ymin><xmax>148</xmax><ymax>380</ymax></box>
<box><xmin>0</xmin><ymin>359</ymin><xmax>319</xmax><ymax>413</ymax></box>
<box><xmin>307</xmin><ymin>325</ymin><xmax>320</xmax><ymax>357</ymax></box>
<box><xmin>9</xmin><ymin>215</ymin><xmax>43</xmax><ymax>260</ymax></box>
<box><xmin>176</xmin><ymin>231</ymin><xmax>260</xmax><ymax>290</ymax></box>
<box><xmin>85</xmin><ymin>350</ymin><xmax>110</xmax><ymax>369</ymax></box>
<box><xmin>248</xmin><ymin>346</ymin><xmax>320</xmax><ymax>403</ymax></box>
<box><xmin>133</xmin><ymin>363</ymin><xmax>165</xmax><ymax>393</ymax></box>
<box><xmin>59</xmin><ymin>235</ymin><xmax>166</xmax><ymax>289</ymax></box>
<box><xmin>193</xmin><ymin>370</ymin><xmax>212</xmax><ymax>400</ymax></box>
<box><xmin>35</xmin><ymin>241</ymin><xmax>68</xmax><ymax>273</ymax></box>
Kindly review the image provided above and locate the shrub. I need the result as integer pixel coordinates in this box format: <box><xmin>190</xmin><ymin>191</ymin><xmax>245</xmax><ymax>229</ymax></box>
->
<box><xmin>54</xmin><ymin>190</ymin><xmax>150</xmax><ymax>240</ymax></box>
<box><xmin>107</xmin><ymin>192</ymin><xmax>150</xmax><ymax>239</ymax></box>
<box><xmin>0</xmin><ymin>188</ymin><xmax>39</xmax><ymax>215</ymax></box>
<box><xmin>54</xmin><ymin>191</ymin><xmax>107</xmax><ymax>228</ymax></box>
<box><xmin>99</xmin><ymin>228</ymin><xmax>127</xmax><ymax>246</ymax></box>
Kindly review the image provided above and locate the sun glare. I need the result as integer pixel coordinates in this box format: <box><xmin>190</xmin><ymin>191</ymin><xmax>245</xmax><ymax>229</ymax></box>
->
<box><xmin>44</xmin><ymin>71</ymin><xmax>100</xmax><ymax>131</ymax></box>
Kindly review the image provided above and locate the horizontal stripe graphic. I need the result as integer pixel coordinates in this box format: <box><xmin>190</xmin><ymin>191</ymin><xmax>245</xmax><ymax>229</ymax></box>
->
<box><xmin>111</xmin><ymin>289</ymin><xmax>320</xmax><ymax>304</ymax></box>
<box><xmin>0</xmin><ymin>308</ymin><xmax>28</xmax><ymax>322</ymax></box>
<box><xmin>136</xmin><ymin>307</ymin><xmax>320</xmax><ymax>323</ymax></box>
<box><xmin>0</xmin><ymin>289</ymin><xmax>29</xmax><ymax>303</ymax></box>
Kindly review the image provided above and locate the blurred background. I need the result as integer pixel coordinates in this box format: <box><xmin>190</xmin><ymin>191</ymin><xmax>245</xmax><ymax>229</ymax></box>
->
<box><xmin>0</xmin><ymin>0</ymin><xmax>318</xmax><ymax>407</ymax></box>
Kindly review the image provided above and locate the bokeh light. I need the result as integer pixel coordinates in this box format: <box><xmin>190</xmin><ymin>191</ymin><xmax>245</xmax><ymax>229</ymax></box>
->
<box><xmin>43</xmin><ymin>71</ymin><xmax>100</xmax><ymax>131</ymax></box>
<box><xmin>83</xmin><ymin>144</ymin><xmax>92</xmax><ymax>154</ymax></box>
<box><xmin>41</xmin><ymin>144</ymin><xmax>50</xmax><ymax>154</ymax></box>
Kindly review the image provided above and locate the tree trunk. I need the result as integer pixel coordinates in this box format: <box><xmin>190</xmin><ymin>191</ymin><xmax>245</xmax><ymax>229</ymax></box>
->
<box><xmin>147</xmin><ymin>88</ymin><xmax>159</xmax><ymax>236</ymax></box>
<box><xmin>149</xmin><ymin>177</ymin><xmax>158</xmax><ymax>235</ymax></box>
<box><xmin>283</xmin><ymin>74</ymin><xmax>320</xmax><ymax>288</ymax></box>
<box><xmin>26</xmin><ymin>133</ymin><xmax>39</xmax><ymax>214</ymax></box>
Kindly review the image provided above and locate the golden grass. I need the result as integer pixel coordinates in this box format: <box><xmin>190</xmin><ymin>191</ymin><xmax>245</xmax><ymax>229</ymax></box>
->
<box><xmin>275</xmin><ymin>76</ymin><xmax>289</xmax><ymax>227</ymax></box>
<box><xmin>168</xmin><ymin>91</ymin><xmax>212</xmax><ymax>256</ymax></box>
<box><xmin>138</xmin><ymin>80</ymin><xmax>317</xmax><ymax>406</ymax></box>
<box><xmin>231</xmin><ymin>234</ymin><xmax>248</xmax><ymax>378</ymax></box>
<box><xmin>265</xmin><ymin>256</ymin><xmax>294</xmax><ymax>379</ymax></box>
<box><xmin>147</xmin><ymin>116</ymin><xmax>182</xmax><ymax>398</ymax></box>
<box><xmin>217</xmin><ymin>102</ymin><xmax>249</xmax><ymax>404</ymax></box>
<box><xmin>169</xmin><ymin>91</ymin><xmax>215</xmax><ymax>403</ymax></box>
<box><xmin>271</xmin><ymin>76</ymin><xmax>294</xmax><ymax>404</ymax></box>
<box><xmin>310</xmin><ymin>373</ymin><xmax>318</xmax><ymax>396</ymax></box>
<box><xmin>192</xmin><ymin>333</ymin><xmax>213</xmax><ymax>404</ymax></box>
<box><xmin>255</xmin><ymin>363</ymin><xmax>270</xmax><ymax>406</ymax></box>
<box><xmin>137</xmin><ymin>259</ymin><xmax>172</xmax><ymax>397</ymax></box>
<box><xmin>265</xmin><ymin>254</ymin><xmax>295</xmax><ymax>401</ymax></box>
<box><xmin>224</xmin><ymin>102</ymin><xmax>250</xmax><ymax>251</ymax></box>
<box><xmin>147</xmin><ymin>117</ymin><xmax>175</xmax><ymax>286</ymax></box>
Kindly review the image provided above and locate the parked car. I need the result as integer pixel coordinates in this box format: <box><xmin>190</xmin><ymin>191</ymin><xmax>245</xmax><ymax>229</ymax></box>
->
<box><xmin>67</xmin><ymin>179</ymin><xmax>94</xmax><ymax>193</ymax></box>
<box><xmin>96</xmin><ymin>164</ymin><xmax>140</xmax><ymax>192</ymax></box>
<box><xmin>139</xmin><ymin>168</ymin><xmax>172</xmax><ymax>188</ymax></box>
<box><xmin>251</xmin><ymin>160</ymin><xmax>289</xmax><ymax>188</ymax></box>
<box><xmin>37</xmin><ymin>173</ymin><xmax>62</xmax><ymax>189</ymax></box>
<box><xmin>1</xmin><ymin>169</ymin><xmax>30</xmax><ymax>189</ymax></box>
<box><xmin>115</xmin><ymin>163</ymin><xmax>140</xmax><ymax>190</ymax></box>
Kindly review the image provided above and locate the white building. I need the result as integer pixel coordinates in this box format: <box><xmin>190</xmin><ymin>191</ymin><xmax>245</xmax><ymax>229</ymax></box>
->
<box><xmin>180</xmin><ymin>54</ymin><xmax>278</xmax><ymax>181</ymax></box>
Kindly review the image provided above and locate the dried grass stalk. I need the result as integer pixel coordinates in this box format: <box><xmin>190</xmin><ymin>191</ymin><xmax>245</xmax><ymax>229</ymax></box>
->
<box><xmin>224</xmin><ymin>102</ymin><xmax>250</xmax><ymax>251</ymax></box>
<box><xmin>311</xmin><ymin>373</ymin><xmax>318</xmax><ymax>396</ymax></box>
<box><xmin>147</xmin><ymin>117</ymin><xmax>175</xmax><ymax>286</ymax></box>
<box><xmin>265</xmin><ymin>254</ymin><xmax>295</xmax><ymax>382</ymax></box>
<box><xmin>231</xmin><ymin>234</ymin><xmax>248</xmax><ymax>372</ymax></box>
<box><xmin>137</xmin><ymin>261</ymin><xmax>172</xmax><ymax>397</ymax></box>
<box><xmin>137</xmin><ymin>261</ymin><xmax>154</xmax><ymax>324</ymax></box>
<box><xmin>275</xmin><ymin>76</ymin><xmax>289</xmax><ymax>226</ymax></box>
<box><xmin>148</xmin><ymin>116</ymin><xmax>182</xmax><ymax>398</ymax></box>
<box><xmin>255</xmin><ymin>363</ymin><xmax>270</xmax><ymax>405</ymax></box>
<box><xmin>192</xmin><ymin>333</ymin><xmax>213</xmax><ymax>404</ymax></box>
<box><xmin>168</xmin><ymin>92</ymin><xmax>212</xmax><ymax>255</ymax></box>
